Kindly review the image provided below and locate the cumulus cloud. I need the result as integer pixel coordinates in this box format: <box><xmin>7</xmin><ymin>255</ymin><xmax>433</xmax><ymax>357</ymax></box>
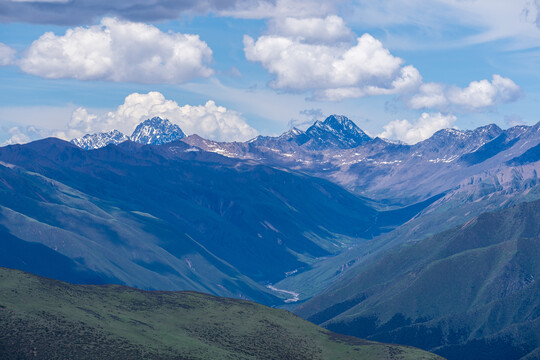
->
<box><xmin>2</xmin><ymin>127</ymin><xmax>31</xmax><ymax>146</ymax></box>
<box><xmin>0</xmin><ymin>43</ymin><xmax>17</xmax><ymax>66</ymax></box>
<box><xmin>408</xmin><ymin>75</ymin><xmax>522</xmax><ymax>111</ymax></box>
<box><xmin>267</xmin><ymin>15</ymin><xmax>353</xmax><ymax>43</ymax></box>
<box><xmin>1</xmin><ymin>126</ymin><xmax>45</xmax><ymax>146</ymax></box>
<box><xmin>378</xmin><ymin>112</ymin><xmax>457</xmax><ymax>144</ymax></box>
<box><xmin>18</xmin><ymin>17</ymin><xmax>213</xmax><ymax>84</ymax></box>
<box><xmin>65</xmin><ymin>92</ymin><xmax>257</xmax><ymax>142</ymax></box>
<box><xmin>244</xmin><ymin>32</ymin><xmax>422</xmax><ymax>101</ymax></box>
<box><xmin>408</xmin><ymin>83</ymin><xmax>448</xmax><ymax>109</ymax></box>
<box><xmin>447</xmin><ymin>75</ymin><xmax>522</xmax><ymax>109</ymax></box>
<box><xmin>65</xmin><ymin>107</ymin><xmax>98</xmax><ymax>136</ymax></box>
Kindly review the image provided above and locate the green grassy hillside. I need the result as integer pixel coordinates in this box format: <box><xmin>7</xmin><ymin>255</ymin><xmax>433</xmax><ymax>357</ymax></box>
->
<box><xmin>0</xmin><ymin>267</ymin><xmax>443</xmax><ymax>360</ymax></box>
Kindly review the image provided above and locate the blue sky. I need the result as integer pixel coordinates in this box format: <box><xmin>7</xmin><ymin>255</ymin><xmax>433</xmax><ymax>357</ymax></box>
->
<box><xmin>0</xmin><ymin>0</ymin><xmax>539</xmax><ymax>145</ymax></box>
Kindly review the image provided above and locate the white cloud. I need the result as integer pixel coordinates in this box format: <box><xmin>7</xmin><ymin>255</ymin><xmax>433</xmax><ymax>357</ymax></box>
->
<box><xmin>0</xmin><ymin>43</ymin><xmax>16</xmax><ymax>66</ymax></box>
<box><xmin>378</xmin><ymin>112</ymin><xmax>457</xmax><ymax>144</ymax></box>
<box><xmin>2</xmin><ymin>127</ymin><xmax>31</xmax><ymax>146</ymax></box>
<box><xmin>447</xmin><ymin>74</ymin><xmax>522</xmax><ymax>109</ymax></box>
<box><xmin>60</xmin><ymin>107</ymin><xmax>98</xmax><ymax>139</ymax></box>
<box><xmin>244</xmin><ymin>32</ymin><xmax>422</xmax><ymax>101</ymax></box>
<box><xmin>18</xmin><ymin>17</ymin><xmax>213</xmax><ymax>83</ymax></box>
<box><xmin>1</xmin><ymin>126</ymin><xmax>45</xmax><ymax>146</ymax></box>
<box><xmin>320</xmin><ymin>65</ymin><xmax>422</xmax><ymax>101</ymax></box>
<box><xmin>66</xmin><ymin>92</ymin><xmax>257</xmax><ymax>142</ymax></box>
<box><xmin>268</xmin><ymin>15</ymin><xmax>353</xmax><ymax>43</ymax></box>
<box><xmin>409</xmin><ymin>83</ymin><xmax>449</xmax><ymax>109</ymax></box>
<box><xmin>408</xmin><ymin>75</ymin><xmax>522</xmax><ymax>111</ymax></box>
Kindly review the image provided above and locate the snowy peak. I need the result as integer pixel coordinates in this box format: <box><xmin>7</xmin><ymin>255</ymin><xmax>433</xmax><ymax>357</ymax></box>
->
<box><xmin>304</xmin><ymin>115</ymin><xmax>371</xmax><ymax>149</ymax></box>
<box><xmin>430</xmin><ymin>124</ymin><xmax>502</xmax><ymax>143</ymax></box>
<box><xmin>432</xmin><ymin>128</ymin><xmax>467</xmax><ymax>138</ymax></box>
<box><xmin>71</xmin><ymin>130</ymin><xmax>129</xmax><ymax>150</ymax></box>
<box><xmin>473</xmin><ymin>124</ymin><xmax>503</xmax><ymax>137</ymax></box>
<box><xmin>277</xmin><ymin>127</ymin><xmax>310</xmax><ymax>145</ymax></box>
<box><xmin>279</xmin><ymin>127</ymin><xmax>304</xmax><ymax>139</ymax></box>
<box><xmin>71</xmin><ymin>117</ymin><xmax>186</xmax><ymax>150</ymax></box>
<box><xmin>130</xmin><ymin>117</ymin><xmax>185</xmax><ymax>145</ymax></box>
<box><xmin>415</xmin><ymin>124</ymin><xmax>503</xmax><ymax>159</ymax></box>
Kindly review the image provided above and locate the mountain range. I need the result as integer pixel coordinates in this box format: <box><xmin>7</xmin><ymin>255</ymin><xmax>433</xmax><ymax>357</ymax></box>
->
<box><xmin>0</xmin><ymin>133</ymin><xmax>431</xmax><ymax>304</ymax></box>
<box><xmin>71</xmin><ymin>117</ymin><xmax>185</xmax><ymax>149</ymax></box>
<box><xmin>3</xmin><ymin>114</ymin><xmax>540</xmax><ymax>359</ymax></box>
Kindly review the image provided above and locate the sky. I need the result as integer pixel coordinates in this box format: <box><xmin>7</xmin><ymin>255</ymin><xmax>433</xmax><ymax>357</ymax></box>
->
<box><xmin>1</xmin><ymin>0</ymin><xmax>540</xmax><ymax>145</ymax></box>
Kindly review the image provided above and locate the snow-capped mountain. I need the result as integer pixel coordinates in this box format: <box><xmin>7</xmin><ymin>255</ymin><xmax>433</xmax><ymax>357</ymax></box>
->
<box><xmin>417</xmin><ymin>124</ymin><xmax>503</xmax><ymax>159</ymax></box>
<box><xmin>182</xmin><ymin>117</ymin><xmax>540</xmax><ymax>206</ymax></box>
<box><xmin>302</xmin><ymin>115</ymin><xmax>372</xmax><ymax>149</ymax></box>
<box><xmin>12</xmin><ymin>114</ymin><xmax>540</xmax><ymax>360</ymax></box>
<box><xmin>279</xmin><ymin>127</ymin><xmax>304</xmax><ymax>140</ymax></box>
<box><xmin>277</xmin><ymin>127</ymin><xmax>310</xmax><ymax>145</ymax></box>
<box><xmin>130</xmin><ymin>117</ymin><xmax>185</xmax><ymax>145</ymax></box>
<box><xmin>71</xmin><ymin>130</ymin><xmax>129</xmax><ymax>150</ymax></box>
<box><xmin>69</xmin><ymin>114</ymin><xmax>540</xmax><ymax>209</ymax></box>
<box><xmin>71</xmin><ymin>117</ymin><xmax>185</xmax><ymax>149</ymax></box>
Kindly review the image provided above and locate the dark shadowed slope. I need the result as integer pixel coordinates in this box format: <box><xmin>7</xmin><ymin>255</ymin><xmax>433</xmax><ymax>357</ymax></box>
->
<box><xmin>0</xmin><ymin>138</ymin><xmax>417</xmax><ymax>303</ymax></box>
<box><xmin>0</xmin><ymin>161</ymin><xmax>280</xmax><ymax>304</ymax></box>
<box><xmin>295</xmin><ymin>199</ymin><xmax>540</xmax><ymax>360</ymax></box>
<box><xmin>0</xmin><ymin>267</ymin><xmax>443</xmax><ymax>360</ymax></box>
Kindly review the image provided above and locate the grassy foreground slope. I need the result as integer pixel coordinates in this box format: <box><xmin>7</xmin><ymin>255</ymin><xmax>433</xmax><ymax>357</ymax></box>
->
<box><xmin>0</xmin><ymin>267</ymin><xmax>442</xmax><ymax>360</ymax></box>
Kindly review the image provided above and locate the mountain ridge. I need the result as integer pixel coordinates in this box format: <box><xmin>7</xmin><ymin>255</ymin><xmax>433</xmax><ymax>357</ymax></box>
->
<box><xmin>294</xmin><ymin>198</ymin><xmax>540</xmax><ymax>360</ymax></box>
<box><xmin>70</xmin><ymin>116</ymin><xmax>185</xmax><ymax>149</ymax></box>
<box><xmin>0</xmin><ymin>136</ymin><xmax>426</xmax><ymax>304</ymax></box>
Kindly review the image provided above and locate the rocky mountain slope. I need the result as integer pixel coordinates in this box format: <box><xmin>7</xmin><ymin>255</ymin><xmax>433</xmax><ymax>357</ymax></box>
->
<box><xmin>72</xmin><ymin>115</ymin><xmax>540</xmax><ymax>211</ymax></box>
<box><xmin>13</xmin><ymin>113</ymin><xmax>540</xmax><ymax>360</ymax></box>
<box><xmin>71</xmin><ymin>130</ymin><xmax>129</xmax><ymax>150</ymax></box>
<box><xmin>70</xmin><ymin>117</ymin><xmax>184</xmax><ymax>149</ymax></box>
<box><xmin>294</xmin><ymin>199</ymin><xmax>540</xmax><ymax>360</ymax></box>
<box><xmin>182</xmin><ymin>116</ymin><xmax>540</xmax><ymax>207</ymax></box>
<box><xmin>0</xmin><ymin>137</ymin><xmax>424</xmax><ymax>304</ymax></box>
<box><xmin>130</xmin><ymin>117</ymin><xmax>185</xmax><ymax>145</ymax></box>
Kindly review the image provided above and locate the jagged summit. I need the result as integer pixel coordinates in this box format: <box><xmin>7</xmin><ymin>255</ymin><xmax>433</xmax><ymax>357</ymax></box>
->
<box><xmin>304</xmin><ymin>115</ymin><xmax>372</xmax><ymax>149</ymax></box>
<box><xmin>430</xmin><ymin>124</ymin><xmax>502</xmax><ymax>141</ymax></box>
<box><xmin>277</xmin><ymin>127</ymin><xmax>309</xmax><ymax>145</ymax></box>
<box><xmin>130</xmin><ymin>117</ymin><xmax>185</xmax><ymax>145</ymax></box>
<box><xmin>71</xmin><ymin>130</ymin><xmax>129</xmax><ymax>150</ymax></box>
<box><xmin>474</xmin><ymin>123</ymin><xmax>503</xmax><ymax>135</ymax></box>
<box><xmin>71</xmin><ymin>117</ymin><xmax>186</xmax><ymax>149</ymax></box>
<box><xmin>279</xmin><ymin>127</ymin><xmax>305</xmax><ymax>139</ymax></box>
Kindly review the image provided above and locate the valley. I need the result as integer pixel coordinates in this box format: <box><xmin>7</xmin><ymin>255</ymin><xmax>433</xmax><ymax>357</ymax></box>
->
<box><xmin>2</xmin><ymin>2</ymin><xmax>538</xmax><ymax>358</ymax></box>
<box><xmin>1</xmin><ymin>115</ymin><xmax>540</xmax><ymax>359</ymax></box>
